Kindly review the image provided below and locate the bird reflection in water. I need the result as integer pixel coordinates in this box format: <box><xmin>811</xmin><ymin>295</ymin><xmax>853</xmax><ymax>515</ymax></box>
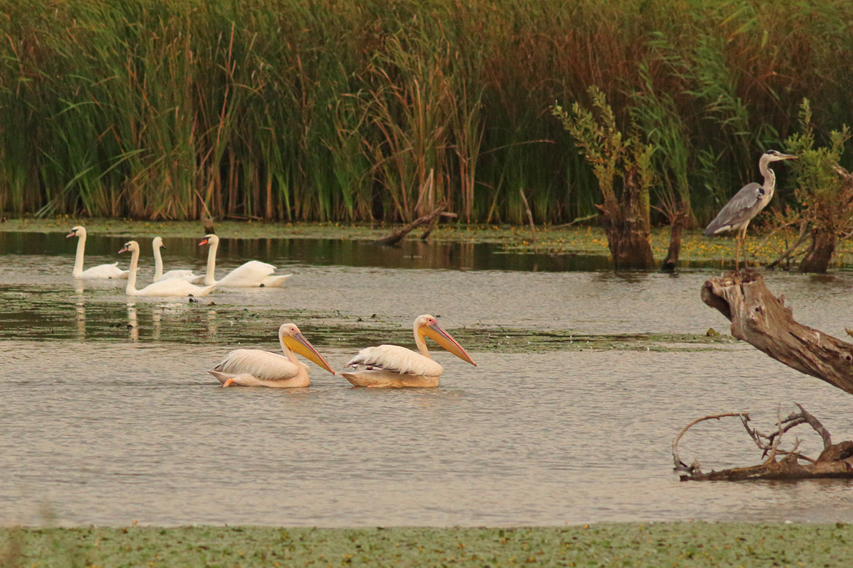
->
<box><xmin>152</xmin><ymin>305</ymin><xmax>162</xmax><ymax>341</ymax></box>
<box><xmin>207</xmin><ymin>309</ymin><xmax>218</xmax><ymax>338</ymax></box>
<box><xmin>127</xmin><ymin>302</ymin><xmax>139</xmax><ymax>342</ymax></box>
<box><xmin>74</xmin><ymin>280</ymin><xmax>86</xmax><ymax>339</ymax></box>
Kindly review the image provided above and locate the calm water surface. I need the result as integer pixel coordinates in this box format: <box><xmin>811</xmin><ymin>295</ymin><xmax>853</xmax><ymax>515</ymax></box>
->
<box><xmin>1</xmin><ymin>232</ymin><xmax>853</xmax><ymax>526</ymax></box>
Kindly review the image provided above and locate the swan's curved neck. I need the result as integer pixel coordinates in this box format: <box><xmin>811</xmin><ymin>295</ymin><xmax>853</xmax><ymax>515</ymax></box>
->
<box><xmin>414</xmin><ymin>326</ymin><xmax>431</xmax><ymax>359</ymax></box>
<box><xmin>73</xmin><ymin>233</ymin><xmax>87</xmax><ymax>277</ymax></box>
<box><xmin>204</xmin><ymin>239</ymin><xmax>219</xmax><ymax>286</ymax></box>
<box><xmin>126</xmin><ymin>249</ymin><xmax>140</xmax><ymax>295</ymax></box>
<box><xmin>153</xmin><ymin>244</ymin><xmax>164</xmax><ymax>280</ymax></box>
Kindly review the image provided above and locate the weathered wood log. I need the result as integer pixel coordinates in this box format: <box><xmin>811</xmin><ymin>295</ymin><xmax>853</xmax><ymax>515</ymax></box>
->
<box><xmin>701</xmin><ymin>270</ymin><xmax>853</xmax><ymax>394</ymax></box>
<box><xmin>684</xmin><ymin>449</ymin><xmax>853</xmax><ymax>481</ymax></box>
<box><xmin>373</xmin><ymin>203</ymin><xmax>456</xmax><ymax>246</ymax></box>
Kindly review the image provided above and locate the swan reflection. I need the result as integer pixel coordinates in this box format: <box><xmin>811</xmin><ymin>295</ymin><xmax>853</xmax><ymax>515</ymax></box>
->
<box><xmin>127</xmin><ymin>302</ymin><xmax>138</xmax><ymax>342</ymax></box>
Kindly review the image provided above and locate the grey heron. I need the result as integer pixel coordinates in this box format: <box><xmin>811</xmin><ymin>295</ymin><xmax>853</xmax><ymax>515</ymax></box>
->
<box><xmin>704</xmin><ymin>150</ymin><xmax>798</xmax><ymax>269</ymax></box>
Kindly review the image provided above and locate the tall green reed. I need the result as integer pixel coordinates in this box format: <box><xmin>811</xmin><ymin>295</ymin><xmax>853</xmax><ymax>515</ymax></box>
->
<box><xmin>1</xmin><ymin>0</ymin><xmax>852</xmax><ymax>224</ymax></box>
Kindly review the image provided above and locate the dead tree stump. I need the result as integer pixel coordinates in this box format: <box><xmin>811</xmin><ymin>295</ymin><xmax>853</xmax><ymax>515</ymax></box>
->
<box><xmin>701</xmin><ymin>270</ymin><xmax>853</xmax><ymax>394</ymax></box>
<box><xmin>681</xmin><ymin>272</ymin><xmax>853</xmax><ymax>481</ymax></box>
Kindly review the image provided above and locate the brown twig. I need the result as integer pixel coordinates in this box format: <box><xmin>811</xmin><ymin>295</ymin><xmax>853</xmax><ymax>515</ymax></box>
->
<box><xmin>766</xmin><ymin>220</ymin><xmax>810</xmax><ymax>269</ymax></box>
<box><xmin>552</xmin><ymin>214</ymin><xmax>598</xmax><ymax>229</ymax></box>
<box><xmin>519</xmin><ymin>189</ymin><xmax>538</xmax><ymax>254</ymax></box>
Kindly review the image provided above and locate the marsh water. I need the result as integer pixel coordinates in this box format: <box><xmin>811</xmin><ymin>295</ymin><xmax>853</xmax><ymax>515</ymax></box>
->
<box><xmin>2</xmin><ymin>231</ymin><xmax>853</xmax><ymax>527</ymax></box>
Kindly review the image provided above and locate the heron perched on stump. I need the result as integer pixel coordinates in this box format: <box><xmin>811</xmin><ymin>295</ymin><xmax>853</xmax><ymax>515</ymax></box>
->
<box><xmin>704</xmin><ymin>150</ymin><xmax>798</xmax><ymax>269</ymax></box>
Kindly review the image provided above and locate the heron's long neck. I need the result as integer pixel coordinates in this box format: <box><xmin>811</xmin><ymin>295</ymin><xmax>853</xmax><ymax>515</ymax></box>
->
<box><xmin>204</xmin><ymin>240</ymin><xmax>218</xmax><ymax>286</ymax></box>
<box><xmin>73</xmin><ymin>233</ymin><xmax>86</xmax><ymax>276</ymax></box>
<box><xmin>153</xmin><ymin>244</ymin><xmax>163</xmax><ymax>280</ymax></box>
<box><xmin>126</xmin><ymin>249</ymin><xmax>139</xmax><ymax>294</ymax></box>
<box><xmin>759</xmin><ymin>157</ymin><xmax>776</xmax><ymax>199</ymax></box>
<box><xmin>414</xmin><ymin>327</ymin><xmax>431</xmax><ymax>359</ymax></box>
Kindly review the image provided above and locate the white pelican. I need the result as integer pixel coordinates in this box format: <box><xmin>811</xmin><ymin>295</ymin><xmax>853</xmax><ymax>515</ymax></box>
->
<box><xmin>67</xmin><ymin>226</ymin><xmax>129</xmax><ymax>279</ymax></box>
<box><xmin>341</xmin><ymin>314</ymin><xmax>477</xmax><ymax>388</ymax></box>
<box><xmin>152</xmin><ymin>237</ymin><xmax>203</xmax><ymax>283</ymax></box>
<box><xmin>118</xmin><ymin>241</ymin><xmax>216</xmax><ymax>297</ymax></box>
<box><xmin>210</xmin><ymin>323</ymin><xmax>336</xmax><ymax>387</ymax></box>
<box><xmin>199</xmin><ymin>234</ymin><xmax>292</xmax><ymax>287</ymax></box>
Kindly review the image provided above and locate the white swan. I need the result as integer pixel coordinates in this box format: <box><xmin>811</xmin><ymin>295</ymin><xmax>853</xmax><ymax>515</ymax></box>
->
<box><xmin>198</xmin><ymin>234</ymin><xmax>292</xmax><ymax>287</ymax></box>
<box><xmin>118</xmin><ymin>241</ymin><xmax>216</xmax><ymax>297</ymax></box>
<box><xmin>210</xmin><ymin>323</ymin><xmax>336</xmax><ymax>387</ymax></box>
<box><xmin>152</xmin><ymin>237</ymin><xmax>203</xmax><ymax>283</ymax></box>
<box><xmin>67</xmin><ymin>226</ymin><xmax>129</xmax><ymax>279</ymax></box>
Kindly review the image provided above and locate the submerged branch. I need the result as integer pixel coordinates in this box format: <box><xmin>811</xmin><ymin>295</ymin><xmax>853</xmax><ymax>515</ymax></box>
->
<box><xmin>676</xmin><ymin>404</ymin><xmax>853</xmax><ymax>481</ymax></box>
<box><xmin>373</xmin><ymin>202</ymin><xmax>456</xmax><ymax>246</ymax></box>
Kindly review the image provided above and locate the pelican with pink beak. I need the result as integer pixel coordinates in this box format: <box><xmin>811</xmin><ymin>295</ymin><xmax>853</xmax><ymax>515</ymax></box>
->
<box><xmin>210</xmin><ymin>323</ymin><xmax>336</xmax><ymax>388</ymax></box>
<box><xmin>341</xmin><ymin>314</ymin><xmax>477</xmax><ymax>388</ymax></box>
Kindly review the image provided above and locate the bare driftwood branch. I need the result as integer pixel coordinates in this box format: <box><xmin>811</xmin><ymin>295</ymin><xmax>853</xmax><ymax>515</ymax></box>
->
<box><xmin>519</xmin><ymin>189</ymin><xmax>538</xmax><ymax>254</ymax></box>
<box><xmin>373</xmin><ymin>202</ymin><xmax>456</xmax><ymax>246</ymax></box>
<box><xmin>766</xmin><ymin>220</ymin><xmax>810</xmax><ymax>269</ymax></box>
<box><xmin>676</xmin><ymin>404</ymin><xmax>853</xmax><ymax>481</ymax></box>
<box><xmin>794</xmin><ymin>402</ymin><xmax>832</xmax><ymax>449</ymax></box>
<box><xmin>672</xmin><ymin>412</ymin><xmax>749</xmax><ymax>475</ymax></box>
<box><xmin>701</xmin><ymin>271</ymin><xmax>853</xmax><ymax>394</ymax></box>
<box><xmin>552</xmin><ymin>213</ymin><xmax>598</xmax><ymax>229</ymax></box>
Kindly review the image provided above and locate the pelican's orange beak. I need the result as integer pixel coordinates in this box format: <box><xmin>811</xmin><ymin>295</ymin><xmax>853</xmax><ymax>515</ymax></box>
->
<box><xmin>283</xmin><ymin>332</ymin><xmax>336</xmax><ymax>375</ymax></box>
<box><xmin>422</xmin><ymin>322</ymin><xmax>477</xmax><ymax>366</ymax></box>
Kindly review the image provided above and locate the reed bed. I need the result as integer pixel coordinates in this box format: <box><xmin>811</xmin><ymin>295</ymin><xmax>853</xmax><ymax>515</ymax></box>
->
<box><xmin>1</xmin><ymin>0</ymin><xmax>852</xmax><ymax>224</ymax></box>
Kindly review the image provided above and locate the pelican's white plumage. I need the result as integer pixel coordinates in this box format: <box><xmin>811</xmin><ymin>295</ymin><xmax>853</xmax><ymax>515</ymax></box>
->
<box><xmin>67</xmin><ymin>226</ymin><xmax>129</xmax><ymax>279</ymax></box>
<box><xmin>152</xmin><ymin>237</ymin><xmax>203</xmax><ymax>283</ymax></box>
<box><xmin>119</xmin><ymin>241</ymin><xmax>216</xmax><ymax>297</ymax></box>
<box><xmin>211</xmin><ymin>323</ymin><xmax>336</xmax><ymax>388</ymax></box>
<box><xmin>341</xmin><ymin>314</ymin><xmax>477</xmax><ymax>388</ymax></box>
<box><xmin>199</xmin><ymin>234</ymin><xmax>292</xmax><ymax>287</ymax></box>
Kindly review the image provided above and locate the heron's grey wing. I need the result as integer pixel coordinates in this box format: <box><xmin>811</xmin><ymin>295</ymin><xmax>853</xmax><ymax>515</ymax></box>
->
<box><xmin>704</xmin><ymin>182</ymin><xmax>764</xmax><ymax>235</ymax></box>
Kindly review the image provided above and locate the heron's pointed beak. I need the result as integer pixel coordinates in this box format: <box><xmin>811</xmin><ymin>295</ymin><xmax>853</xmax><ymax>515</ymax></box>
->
<box><xmin>422</xmin><ymin>323</ymin><xmax>477</xmax><ymax>366</ymax></box>
<box><xmin>283</xmin><ymin>332</ymin><xmax>336</xmax><ymax>375</ymax></box>
<box><xmin>118</xmin><ymin>245</ymin><xmax>129</xmax><ymax>254</ymax></box>
<box><xmin>199</xmin><ymin>237</ymin><xmax>209</xmax><ymax>247</ymax></box>
<box><xmin>782</xmin><ymin>153</ymin><xmax>798</xmax><ymax>160</ymax></box>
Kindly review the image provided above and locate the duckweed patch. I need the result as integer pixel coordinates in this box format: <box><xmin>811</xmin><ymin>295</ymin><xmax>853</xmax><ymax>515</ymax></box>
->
<box><xmin>0</xmin><ymin>287</ymin><xmax>733</xmax><ymax>353</ymax></box>
<box><xmin>2</xmin><ymin>522</ymin><xmax>851</xmax><ymax>567</ymax></box>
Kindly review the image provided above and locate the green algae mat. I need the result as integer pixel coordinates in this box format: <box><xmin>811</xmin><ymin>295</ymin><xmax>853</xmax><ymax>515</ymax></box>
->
<box><xmin>2</xmin><ymin>523</ymin><xmax>851</xmax><ymax>567</ymax></box>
